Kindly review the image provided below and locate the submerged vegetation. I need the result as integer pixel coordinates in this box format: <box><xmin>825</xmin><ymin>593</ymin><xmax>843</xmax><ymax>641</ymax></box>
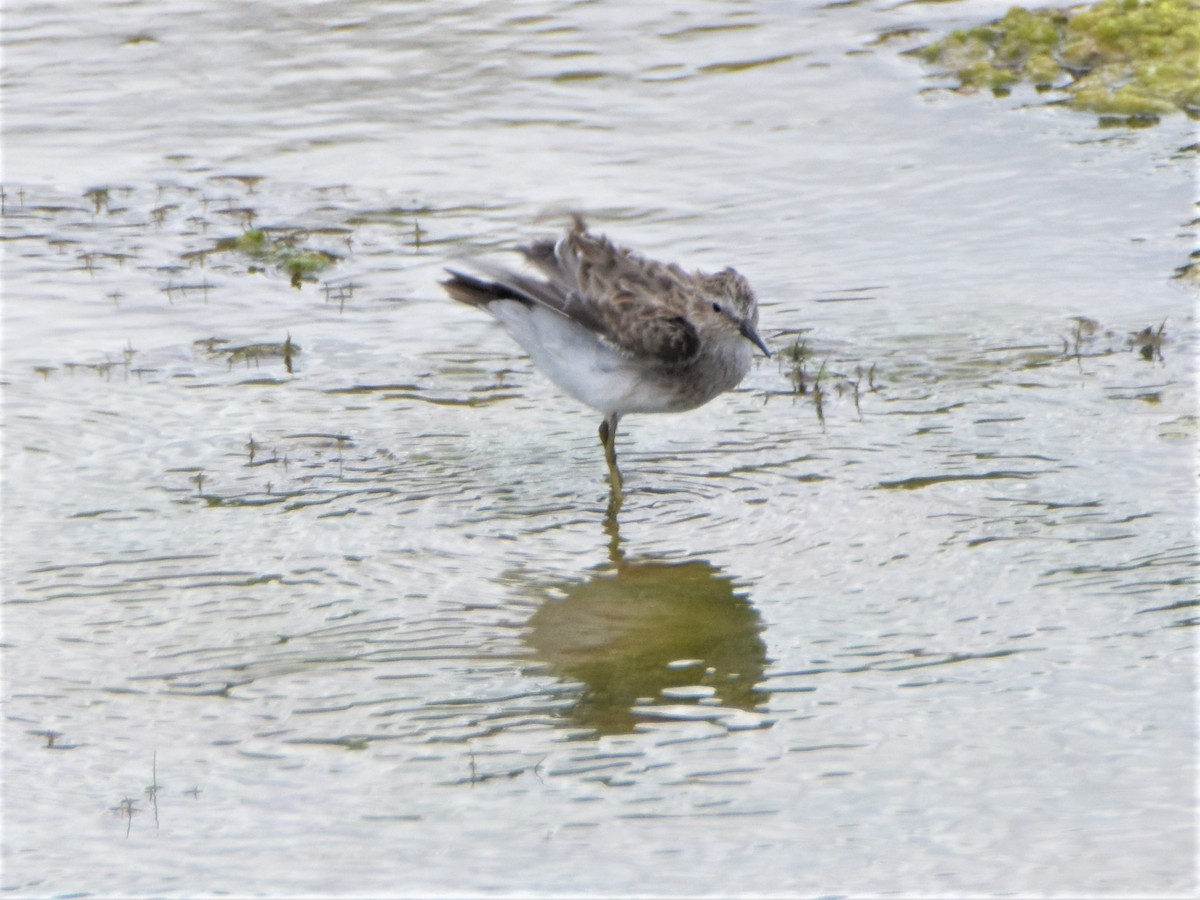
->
<box><xmin>915</xmin><ymin>0</ymin><xmax>1200</xmax><ymax>125</ymax></box>
<box><xmin>777</xmin><ymin>335</ymin><xmax>878</xmax><ymax>429</ymax></box>
<box><xmin>197</xmin><ymin>334</ymin><xmax>300</xmax><ymax>374</ymax></box>
<box><xmin>215</xmin><ymin>228</ymin><xmax>337</xmax><ymax>288</ymax></box>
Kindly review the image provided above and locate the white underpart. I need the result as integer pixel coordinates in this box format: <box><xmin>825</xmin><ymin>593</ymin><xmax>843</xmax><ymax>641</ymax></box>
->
<box><xmin>484</xmin><ymin>300</ymin><xmax>688</xmax><ymax>417</ymax></box>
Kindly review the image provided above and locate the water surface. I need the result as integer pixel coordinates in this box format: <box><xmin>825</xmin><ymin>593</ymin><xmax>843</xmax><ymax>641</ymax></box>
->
<box><xmin>3</xmin><ymin>0</ymin><xmax>1195</xmax><ymax>895</ymax></box>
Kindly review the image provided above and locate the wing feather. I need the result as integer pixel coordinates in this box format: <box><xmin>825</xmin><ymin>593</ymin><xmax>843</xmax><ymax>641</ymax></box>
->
<box><xmin>446</xmin><ymin>217</ymin><xmax>703</xmax><ymax>366</ymax></box>
<box><xmin>518</xmin><ymin>220</ymin><xmax>702</xmax><ymax>365</ymax></box>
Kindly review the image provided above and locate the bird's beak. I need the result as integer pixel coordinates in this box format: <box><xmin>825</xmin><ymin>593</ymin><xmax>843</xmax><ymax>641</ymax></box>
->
<box><xmin>740</xmin><ymin>319</ymin><xmax>771</xmax><ymax>358</ymax></box>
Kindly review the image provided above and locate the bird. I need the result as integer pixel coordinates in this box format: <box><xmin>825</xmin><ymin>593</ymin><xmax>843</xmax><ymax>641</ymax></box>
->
<box><xmin>442</xmin><ymin>214</ymin><xmax>769</xmax><ymax>494</ymax></box>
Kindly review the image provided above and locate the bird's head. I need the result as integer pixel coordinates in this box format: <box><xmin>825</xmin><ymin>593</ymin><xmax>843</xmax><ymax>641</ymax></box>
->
<box><xmin>704</xmin><ymin>267</ymin><xmax>770</xmax><ymax>358</ymax></box>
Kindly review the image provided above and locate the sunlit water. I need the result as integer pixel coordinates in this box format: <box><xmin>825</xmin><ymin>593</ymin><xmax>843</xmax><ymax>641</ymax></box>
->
<box><xmin>3</xmin><ymin>0</ymin><xmax>1196</xmax><ymax>896</ymax></box>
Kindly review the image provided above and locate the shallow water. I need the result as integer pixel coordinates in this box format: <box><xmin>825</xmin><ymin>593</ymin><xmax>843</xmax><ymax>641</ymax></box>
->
<box><xmin>3</xmin><ymin>0</ymin><xmax>1196</xmax><ymax>896</ymax></box>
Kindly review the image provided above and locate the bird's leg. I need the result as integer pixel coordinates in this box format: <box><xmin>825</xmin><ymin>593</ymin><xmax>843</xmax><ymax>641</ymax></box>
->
<box><xmin>597</xmin><ymin>417</ymin><xmax>624</xmax><ymax>501</ymax></box>
<box><xmin>604</xmin><ymin>420</ymin><xmax>624</xmax><ymax>525</ymax></box>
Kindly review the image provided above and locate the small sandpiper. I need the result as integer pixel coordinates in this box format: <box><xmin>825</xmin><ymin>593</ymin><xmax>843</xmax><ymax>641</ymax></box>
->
<box><xmin>443</xmin><ymin>215</ymin><xmax>770</xmax><ymax>491</ymax></box>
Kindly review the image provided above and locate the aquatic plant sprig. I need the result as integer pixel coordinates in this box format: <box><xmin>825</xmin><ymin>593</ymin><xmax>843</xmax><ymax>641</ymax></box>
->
<box><xmin>197</xmin><ymin>333</ymin><xmax>300</xmax><ymax>374</ymax></box>
<box><xmin>777</xmin><ymin>335</ymin><xmax>877</xmax><ymax>427</ymax></box>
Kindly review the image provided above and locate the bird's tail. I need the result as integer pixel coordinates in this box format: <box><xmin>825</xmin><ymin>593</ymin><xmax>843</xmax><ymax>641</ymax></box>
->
<box><xmin>441</xmin><ymin>269</ymin><xmax>530</xmax><ymax>308</ymax></box>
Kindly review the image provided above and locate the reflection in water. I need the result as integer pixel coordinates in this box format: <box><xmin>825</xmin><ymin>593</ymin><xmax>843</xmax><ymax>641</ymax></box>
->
<box><xmin>524</xmin><ymin>518</ymin><xmax>769</xmax><ymax>735</ymax></box>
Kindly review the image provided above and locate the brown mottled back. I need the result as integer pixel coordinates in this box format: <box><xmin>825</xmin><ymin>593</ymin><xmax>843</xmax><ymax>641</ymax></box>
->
<box><xmin>518</xmin><ymin>216</ymin><xmax>709</xmax><ymax>365</ymax></box>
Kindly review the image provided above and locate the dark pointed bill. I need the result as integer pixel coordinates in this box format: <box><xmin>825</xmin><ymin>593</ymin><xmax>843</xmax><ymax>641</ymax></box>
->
<box><xmin>739</xmin><ymin>319</ymin><xmax>771</xmax><ymax>357</ymax></box>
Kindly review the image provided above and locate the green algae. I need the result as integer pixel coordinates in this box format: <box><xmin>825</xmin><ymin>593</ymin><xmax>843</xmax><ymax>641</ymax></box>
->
<box><xmin>916</xmin><ymin>0</ymin><xmax>1200</xmax><ymax>123</ymax></box>
<box><xmin>215</xmin><ymin>228</ymin><xmax>337</xmax><ymax>288</ymax></box>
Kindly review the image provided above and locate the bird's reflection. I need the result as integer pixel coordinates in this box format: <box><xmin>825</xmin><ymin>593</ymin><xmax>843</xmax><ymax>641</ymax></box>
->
<box><xmin>523</xmin><ymin>512</ymin><xmax>769</xmax><ymax>735</ymax></box>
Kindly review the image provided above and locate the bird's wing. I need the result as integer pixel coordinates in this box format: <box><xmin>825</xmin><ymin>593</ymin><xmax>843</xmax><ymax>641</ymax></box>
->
<box><xmin>519</xmin><ymin>221</ymin><xmax>701</xmax><ymax>365</ymax></box>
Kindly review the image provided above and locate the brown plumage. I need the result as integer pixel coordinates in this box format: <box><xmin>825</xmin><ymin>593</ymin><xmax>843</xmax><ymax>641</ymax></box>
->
<box><xmin>442</xmin><ymin>215</ymin><xmax>769</xmax><ymax>497</ymax></box>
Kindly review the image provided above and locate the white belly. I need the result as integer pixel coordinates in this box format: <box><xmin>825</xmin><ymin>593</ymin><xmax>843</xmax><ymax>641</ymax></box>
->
<box><xmin>483</xmin><ymin>300</ymin><xmax>749</xmax><ymax>417</ymax></box>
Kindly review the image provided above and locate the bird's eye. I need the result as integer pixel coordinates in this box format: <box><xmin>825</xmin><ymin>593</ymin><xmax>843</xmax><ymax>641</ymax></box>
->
<box><xmin>712</xmin><ymin>302</ymin><xmax>722</xmax><ymax>313</ymax></box>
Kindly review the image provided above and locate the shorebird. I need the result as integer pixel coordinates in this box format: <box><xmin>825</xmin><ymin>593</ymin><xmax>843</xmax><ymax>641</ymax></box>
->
<box><xmin>443</xmin><ymin>215</ymin><xmax>769</xmax><ymax>493</ymax></box>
